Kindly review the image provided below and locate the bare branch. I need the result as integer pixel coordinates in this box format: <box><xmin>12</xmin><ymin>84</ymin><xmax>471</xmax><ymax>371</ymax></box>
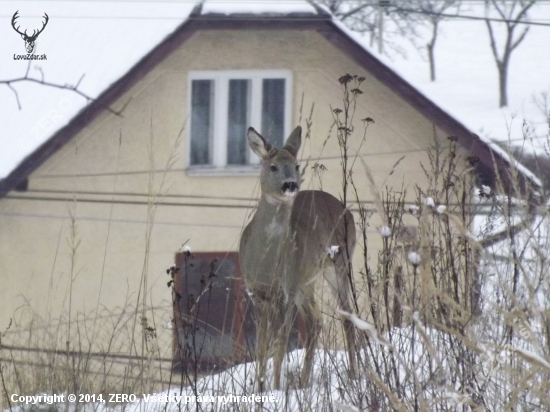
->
<box><xmin>338</xmin><ymin>3</ymin><xmax>372</xmax><ymax>20</ymax></box>
<box><xmin>24</xmin><ymin>60</ymin><xmax>31</xmax><ymax>78</ymax></box>
<box><xmin>35</xmin><ymin>66</ymin><xmax>44</xmax><ymax>83</ymax></box>
<box><xmin>6</xmin><ymin>83</ymin><xmax>21</xmax><ymax>110</ymax></box>
<box><xmin>485</xmin><ymin>19</ymin><xmax>501</xmax><ymax>64</ymax></box>
<box><xmin>513</xmin><ymin>0</ymin><xmax>536</xmax><ymax>26</ymax></box>
<box><xmin>0</xmin><ymin>72</ymin><xmax>126</xmax><ymax>117</ymax></box>
<box><xmin>488</xmin><ymin>0</ymin><xmax>507</xmax><ymax>21</ymax></box>
<box><xmin>484</xmin><ymin>0</ymin><xmax>535</xmax><ymax>107</ymax></box>
<box><xmin>511</xmin><ymin>25</ymin><xmax>530</xmax><ymax>51</ymax></box>
<box><xmin>75</xmin><ymin>74</ymin><xmax>85</xmax><ymax>90</ymax></box>
<box><xmin>480</xmin><ymin>216</ymin><xmax>535</xmax><ymax>248</ymax></box>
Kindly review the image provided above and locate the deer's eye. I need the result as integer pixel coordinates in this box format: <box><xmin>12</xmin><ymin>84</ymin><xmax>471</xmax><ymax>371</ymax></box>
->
<box><xmin>270</xmin><ymin>165</ymin><xmax>278</xmax><ymax>172</ymax></box>
<box><xmin>295</xmin><ymin>164</ymin><xmax>300</xmax><ymax>171</ymax></box>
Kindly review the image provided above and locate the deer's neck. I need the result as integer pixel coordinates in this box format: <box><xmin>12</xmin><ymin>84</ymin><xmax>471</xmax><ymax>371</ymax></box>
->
<box><xmin>241</xmin><ymin>195</ymin><xmax>297</xmax><ymax>290</ymax></box>
<box><xmin>253</xmin><ymin>195</ymin><xmax>293</xmax><ymax>240</ymax></box>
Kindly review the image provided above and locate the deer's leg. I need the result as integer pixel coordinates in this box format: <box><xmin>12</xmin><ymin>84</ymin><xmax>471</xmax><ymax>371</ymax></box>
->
<box><xmin>326</xmin><ymin>261</ymin><xmax>358</xmax><ymax>379</ymax></box>
<box><xmin>297</xmin><ymin>292</ymin><xmax>321</xmax><ymax>388</ymax></box>
<box><xmin>273</xmin><ymin>295</ymin><xmax>296</xmax><ymax>390</ymax></box>
<box><xmin>254</xmin><ymin>298</ymin><xmax>270</xmax><ymax>393</ymax></box>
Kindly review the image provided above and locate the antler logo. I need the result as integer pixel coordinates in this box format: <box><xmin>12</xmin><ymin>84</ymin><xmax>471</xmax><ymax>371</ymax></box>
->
<box><xmin>11</xmin><ymin>11</ymin><xmax>49</xmax><ymax>54</ymax></box>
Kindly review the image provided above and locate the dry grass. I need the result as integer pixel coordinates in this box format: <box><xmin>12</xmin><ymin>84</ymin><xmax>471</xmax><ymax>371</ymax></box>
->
<box><xmin>1</xmin><ymin>75</ymin><xmax>549</xmax><ymax>411</ymax></box>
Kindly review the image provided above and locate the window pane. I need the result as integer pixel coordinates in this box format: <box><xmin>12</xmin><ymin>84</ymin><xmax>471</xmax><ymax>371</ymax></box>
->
<box><xmin>262</xmin><ymin>79</ymin><xmax>285</xmax><ymax>148</ymax></box>
<box><xmin>227</xmin><ymin>79</ymin><xmax>250</xmax><ymax>165</ymax></box>
<box><xmin>190</xmin><ymin>80</ymin><xmax>214</xmax><ymax>165</ymax></box>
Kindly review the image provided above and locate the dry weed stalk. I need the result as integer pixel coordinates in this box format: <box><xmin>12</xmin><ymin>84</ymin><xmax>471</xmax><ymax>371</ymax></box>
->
<box><xmin>1</xmin><ymin>76</ymin><xmax>549</xmax><ymax>412</ymax></box>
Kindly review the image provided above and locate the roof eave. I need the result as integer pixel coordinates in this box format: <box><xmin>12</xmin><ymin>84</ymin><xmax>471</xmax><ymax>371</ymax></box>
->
<box><xmin>319</xmin><ymin>19</ymin><xmax>540</xmax><ymax>193</ymax></box>
<box><xmin>0</xmin><ymin>18</ymin><xmax>199</xmax><ymax>198</ymax></box>
<box><xmin>0</xmin><ymin>12</ymin><xmax>540</xmax><ymax>199</ymax></box>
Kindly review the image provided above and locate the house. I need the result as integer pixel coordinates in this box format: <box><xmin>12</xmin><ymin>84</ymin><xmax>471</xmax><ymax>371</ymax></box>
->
<box><xmin>0</xmin><ymin>1</ymin><xmax>538</xmax><ymax>387</ymax></box>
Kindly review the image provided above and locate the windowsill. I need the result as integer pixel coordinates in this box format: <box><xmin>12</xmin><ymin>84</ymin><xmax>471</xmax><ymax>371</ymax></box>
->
<box><xmin>186</xmin><ymin>165</ymin><xmax>261</xmax><ymax>177</ymax></box>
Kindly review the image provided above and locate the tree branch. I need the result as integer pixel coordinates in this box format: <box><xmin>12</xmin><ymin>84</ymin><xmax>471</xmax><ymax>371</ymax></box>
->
<box><xmin>513</xmin><ymin>1</ymin><xmax>536</xmax><ymax>26</ymax></box>
<box><xmin>489</xmin><ymin>0</ymin><xmax>507</xmax><ymax>22</ymax></box>
<box><xmin>0</xmin><ymin>72</ymin><xmax>127</xmax><ymax>117</ymax></box>
<box><xmin>485</xmin><ymin>19</ymin><xmax>501</xmax><ymax>64</ymax></box>
<box><xmin>338</xmin><ymin>3</ymin><xmax>372</xmax><ymax>21</ymax></box>
<box><xmin>74</xmin><ymin>73</ymin><xmax>85</xmax><ymax>90</ymax></box>
<box><xmin>6</xmin><ymin>83</ymin><xmax>21</xmax><ymax>110</ymax></box>
<box><xmin>511</xmin><ymin>25</ymin><xmax>530</xmax><ymax>51</ymax></box>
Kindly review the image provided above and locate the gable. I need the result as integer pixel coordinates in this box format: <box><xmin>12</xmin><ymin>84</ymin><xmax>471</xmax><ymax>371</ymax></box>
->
<box><xmin>0</xmin><ymin>4</ymin><xmax>541</xmax><ymax>376</ymax></box>
<box><xmin>0</xmin><ymin>9</ymin><xmax>539</xmax><ymax>198</ymax></box>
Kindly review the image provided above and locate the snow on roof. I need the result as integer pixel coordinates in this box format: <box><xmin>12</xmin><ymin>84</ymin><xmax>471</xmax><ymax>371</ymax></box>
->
<box><xmin>200</xmin><ymin>0</ymin><xmax>319</xmax><ymax>16</ymax></box>
<box><xmin>481</xmin><ymin>138</ymin><xmax>542</xmax><ymax>188</ymax></box>
<box><xmin>0</xmin><ymin>0</ymin><xmax>547</xmax><ymax>188</ymax></box>
<box><xmin>322</xmin><ymin>8</ymin><xmax>544</xmax><ymax>188</ymax></box>
<box><xmin>0</xmin><ymin>0</ymin><xmax>196</xmax><ymax>178</ymax></box>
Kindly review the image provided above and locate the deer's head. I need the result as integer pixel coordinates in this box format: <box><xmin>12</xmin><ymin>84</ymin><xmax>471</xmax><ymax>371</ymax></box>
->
<box><xmin>12</xmin><ymin>11</ymin><xmax>49</xmax><ymax>54</ymax></box>
<box><xmin>247</xmin><ymin>126</ymin><xmax>302</xmax><ymax>203</ymax></box>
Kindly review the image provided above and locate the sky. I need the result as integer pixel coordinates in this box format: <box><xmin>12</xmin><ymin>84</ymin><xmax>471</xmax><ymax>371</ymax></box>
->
<box><xmin>0</xmin><ymin>0</ymin><xmax>549</xmax><ymax>179</ymax></box>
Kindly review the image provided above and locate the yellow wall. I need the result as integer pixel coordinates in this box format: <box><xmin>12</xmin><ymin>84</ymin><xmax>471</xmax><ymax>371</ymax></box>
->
<box><xmin>0</xmin><ymin>28</ymin><xmax>469</xmax><ymax>365</ymax></box>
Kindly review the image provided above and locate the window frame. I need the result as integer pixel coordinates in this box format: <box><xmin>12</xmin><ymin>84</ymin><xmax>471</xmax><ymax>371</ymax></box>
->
<box><xmin>187</xmin><ymin>70</ymin><xmax>293</xmax><ymax>174</ymax></box>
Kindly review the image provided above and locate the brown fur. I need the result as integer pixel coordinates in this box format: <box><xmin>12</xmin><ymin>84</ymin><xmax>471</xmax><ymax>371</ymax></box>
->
<box><xmin>240</xmin><ymin>126</ymin><xmax>358</xmax><ymax>390</ymax></box>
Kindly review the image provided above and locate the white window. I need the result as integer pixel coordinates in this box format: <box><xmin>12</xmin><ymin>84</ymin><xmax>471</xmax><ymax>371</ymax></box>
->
<box><xmin>188</xmin><ymin>70</ymin><xmax>292</xmax><ymax>171</ymax></box>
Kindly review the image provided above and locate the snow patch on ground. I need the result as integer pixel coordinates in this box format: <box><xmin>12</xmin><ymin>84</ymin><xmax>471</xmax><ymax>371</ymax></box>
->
<box><xmin>5</xmin><ymin>322</ymin><xmax>549</xmax><ymax>411</ymax></box>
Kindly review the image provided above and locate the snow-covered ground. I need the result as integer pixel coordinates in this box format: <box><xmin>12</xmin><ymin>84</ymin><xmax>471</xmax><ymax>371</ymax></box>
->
<box><xmin>1</xmin><ymin>0</ymin><xmax>549</xmax><ymax>178</ymax></box>
<box><xmin>378</xmin><ymin>5</ymin><xmax>550</xmax><ymax>164</ymax></box>
<box><xmin>5</xmin><ymin>321</ymin><xmax>548</xmax><ymax>411</ymax></box>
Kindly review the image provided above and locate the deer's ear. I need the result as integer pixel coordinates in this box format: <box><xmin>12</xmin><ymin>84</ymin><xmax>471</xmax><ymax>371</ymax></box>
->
<box><xmin>247</xmin><ymin>127</ymin><xmax>272</xmax><ymax>159</ymax></box>
<box><xmin>282</xmin><ymin>126</ymin><xmax>302</xmax><ymax>157</ymax></box>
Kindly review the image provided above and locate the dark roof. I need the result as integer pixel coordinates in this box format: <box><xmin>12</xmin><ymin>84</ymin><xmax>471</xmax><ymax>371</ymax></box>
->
<box><xmin>0</xmin><ymin>3</ymin><xmax>539</xmax><ymax>198</ymax></box>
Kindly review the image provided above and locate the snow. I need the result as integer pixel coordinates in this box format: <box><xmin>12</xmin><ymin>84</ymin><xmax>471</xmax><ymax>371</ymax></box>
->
<box><xmin>0</xmin><ymin>1</ymin><xmax>195</xmax><ymax>178</ymax></box>
<box><xmin>513</xmin><ymin>347</ymin><xmax>550</xmax><ymax>370</ymax></box>
<box><xmin>327</xmin><ymin>244</ymin><xmax>339</xmax><ymax>259</ymax></box>
<box><xmin>407</xmin><ymin>251</ymin><xmax>421</xmax><ymax>266</ymax></box>
<box><xmin>326</xmin><ymin>5</ymin><xmax>547</xmax><ymax>187</ymax></box>
<box><xmin>5</xmin><ymin>320</ymin><xmax>549</xmax><ymax>411</ymax></box>
<box><xmin>1</xmin><ymin>0</ymin><xmax>549</xmax><ymax>183</ymax></box>
<box><xmin>1</xmin><ymin>5</ymin><xmax>548</xmax><ymax>408</ymax></box>
<box><xmin>378</xmin><ymin>225</ymin><xmax>391</xmax><ymax>237</ymax></box>
<box><xmin>337</xmin><ymin>310</ymin><xmax>392</xmax><ymax>348</ymax></box>
<box><xmin>201</xmin><ymin>0</ymin><xmax>317</xmax><ymax>16</ymax></box>
<box><xmin>3</xmin><ymin>349</ymin><xmax>361</xmax><ymax>412</ymax></box>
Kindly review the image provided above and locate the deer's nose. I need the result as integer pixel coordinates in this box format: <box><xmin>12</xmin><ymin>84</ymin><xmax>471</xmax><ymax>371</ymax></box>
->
<box><xmin>282</xmin><ymin>181</ymin><xmax>298</xmax><ymax>195</ymax></box>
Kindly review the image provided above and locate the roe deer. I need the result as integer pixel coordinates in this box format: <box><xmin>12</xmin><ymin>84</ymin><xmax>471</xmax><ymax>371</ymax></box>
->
<box><xmin>239</xmin><ymin>126</ymin><xmax>358</xmax><ymax>390</ymax></box>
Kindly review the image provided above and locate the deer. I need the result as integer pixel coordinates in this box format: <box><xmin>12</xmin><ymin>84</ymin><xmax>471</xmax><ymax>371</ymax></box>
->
<box><xmin>11</xmin><ymin>11</ymin><xmax>49</xmax><ymax>54</ymax></box>
<box><xmin>239</xmin><ymin>125</ymin><xmax>358</xmax><ymax>391</ymax></box>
